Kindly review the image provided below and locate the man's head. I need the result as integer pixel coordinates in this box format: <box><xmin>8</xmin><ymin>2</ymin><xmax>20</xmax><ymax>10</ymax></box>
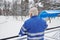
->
<box><xmin>29</xmin><ymin>7</ymin><xmax>38</xmax><ymax>17</ymax></box>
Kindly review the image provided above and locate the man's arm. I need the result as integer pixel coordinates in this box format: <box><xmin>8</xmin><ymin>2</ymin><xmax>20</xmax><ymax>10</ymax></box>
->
<box><xmin>19</xmin><ymin>26</ymin><xmax>27</xmax><ymax>36</ymax></box>
<box><xmin>19</xmin><ymin>25</ymin><xmax>27</xmax><ymax>40</ymax></box>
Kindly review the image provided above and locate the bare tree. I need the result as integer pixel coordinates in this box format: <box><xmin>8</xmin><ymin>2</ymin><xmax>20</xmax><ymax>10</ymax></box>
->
<box><xmin>0</xmin><ymin>8</ymin><xmax>2</xmax><ymax>15</ymax></box>
<box><xmin>21</xmin><ymin>0</ymin><xmax>29</xmax><ymax>16</ymax></box>
<box><xmin>3</xmin><ymin>0</ymin><xmax>7</xmax><ymax>16</ymax></box>
<box><xmin>12</xmin><ymin>0</ymin><xmax>17</xmax><ymax>16</ymax></box>
<box><xmin>21</xmin><ymin>0</ymin><xmax>29</xmax><ymax>20</ymax></box>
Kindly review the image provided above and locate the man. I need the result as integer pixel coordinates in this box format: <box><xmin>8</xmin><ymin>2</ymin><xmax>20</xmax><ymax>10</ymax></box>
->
<box><xmin>19</xmin><ymin>7</ymin><xmax>48</xmax><ymax>40</ymax></box>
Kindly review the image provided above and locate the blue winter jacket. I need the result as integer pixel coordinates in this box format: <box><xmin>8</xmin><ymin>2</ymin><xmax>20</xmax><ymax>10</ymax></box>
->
<box><xmin>19</xmin><ymin>16</ymin><xmax>48</xmax><ymax>40</ymax></box>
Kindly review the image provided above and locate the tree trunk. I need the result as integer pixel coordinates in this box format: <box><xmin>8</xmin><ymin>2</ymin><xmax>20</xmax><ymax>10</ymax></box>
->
<box><xmin>21</xmin><ymin>0</ymin><xmax>29</xmax><ymax>16</ymax></box>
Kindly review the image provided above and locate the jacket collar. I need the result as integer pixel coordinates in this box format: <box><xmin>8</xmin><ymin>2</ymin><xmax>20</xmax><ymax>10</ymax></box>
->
<box><xmin>31</xmin><ymin>16</ymin><xmax>37</xmax><ymax>18</ymax></box>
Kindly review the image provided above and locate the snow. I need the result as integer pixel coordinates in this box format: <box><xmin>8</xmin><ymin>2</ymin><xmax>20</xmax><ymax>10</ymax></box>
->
<box><xmin>0</xmin><ymin>16</ymin><xmax>60</xmax><ymax>40</ymax></box>
<box><xmin>0</xmin><ymin>16</ymin><xmax>25</xmax><ymax>39</ymax></box>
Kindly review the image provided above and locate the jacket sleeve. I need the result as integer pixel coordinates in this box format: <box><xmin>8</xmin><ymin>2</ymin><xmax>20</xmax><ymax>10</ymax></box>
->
<box><xmin>19</xmin><ymin>22</ymin><xmax>27</xmax><ymax>37</ymax></box>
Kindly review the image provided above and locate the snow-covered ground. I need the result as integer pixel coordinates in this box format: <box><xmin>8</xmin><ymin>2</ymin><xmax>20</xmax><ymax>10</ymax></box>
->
<box><xmin>0</xmin><ymin>16</ymin><xmax>29</xmax><ymax>39</ymax></box>
<box><xmin>0</xmin><ymin>16</ymin><xmax>60</xmax><ymax>40</ymax></box>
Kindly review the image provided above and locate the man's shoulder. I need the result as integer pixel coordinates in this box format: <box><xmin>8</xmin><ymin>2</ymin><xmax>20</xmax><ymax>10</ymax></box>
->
<box><xmin>24</xmin><ymin>18</ymin><xmax>35</xmax><ymax>24</ymax></box>
<box><xmin>25</xmin><ymin>17</ymin><xmax>46</xmax><ymax>23</ymax></box>
<box><xmin>37</xmin><ymin>17</ymin><xmax>46</xmax><ymax>24</ymax></box>
<box><xmin>25</xmin><ymin>17</ymin><xmax>45</xmax><ymax>22</ymax></box>
<box><xmin>24</xmin><ymin>18</ymin><xmax>31</xmax><ymax>23</ymax></box>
